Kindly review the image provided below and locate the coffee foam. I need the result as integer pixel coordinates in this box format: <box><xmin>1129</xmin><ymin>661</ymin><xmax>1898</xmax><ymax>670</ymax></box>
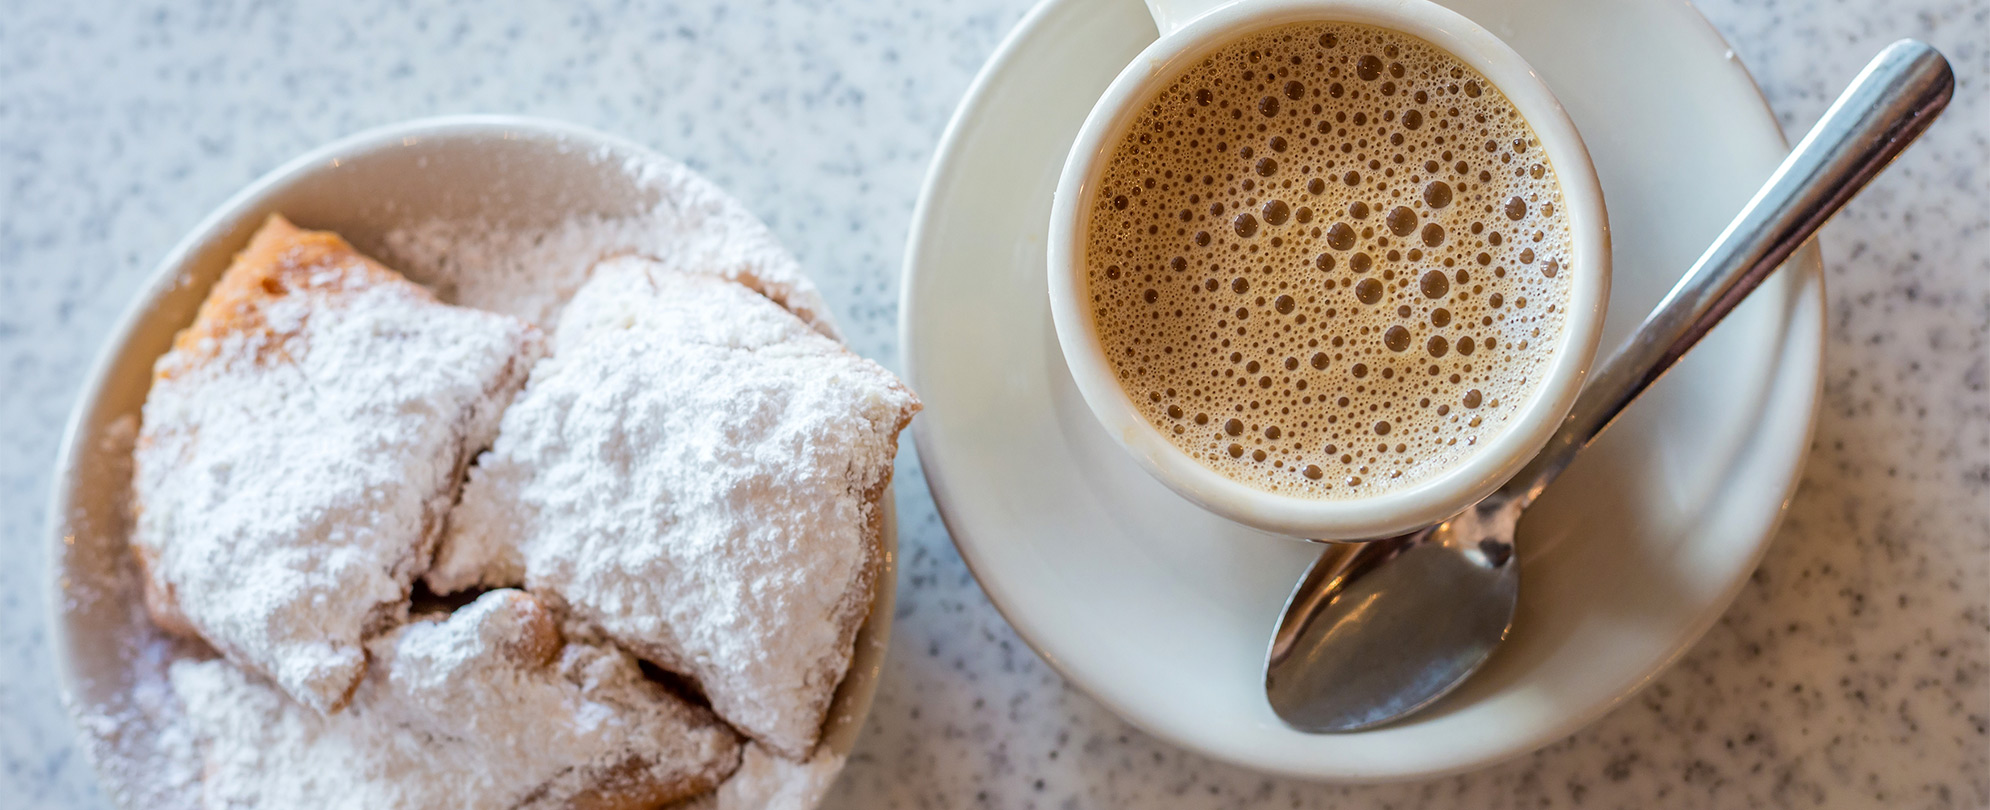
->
<box><xmin>1085</xmin><ymin>21</ymin><xmax>1571</xmax><ymax>499</ymax></box>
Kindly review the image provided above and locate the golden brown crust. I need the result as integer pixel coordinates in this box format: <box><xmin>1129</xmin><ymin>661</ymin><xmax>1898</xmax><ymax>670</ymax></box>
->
<box><xmin>494</xmin><ymin>589</ymin><xmax>565</xmax><ymax>669</ymax></box>
<box><xmin>563</xmin><ymin>750</ymin><xmax>736</xmax><ymax>810</ymax></box>
<box><xmin>161</xmin><ymin>214</ymin><xmax>430</xmax><ymax>374</ymax></box>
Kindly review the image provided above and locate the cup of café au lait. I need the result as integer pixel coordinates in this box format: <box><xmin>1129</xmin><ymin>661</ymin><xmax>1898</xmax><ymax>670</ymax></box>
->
<box><xmin>1048</xmin><ymin>0</ymin><xmax>1609</xmax><ymax>540</ymax></box>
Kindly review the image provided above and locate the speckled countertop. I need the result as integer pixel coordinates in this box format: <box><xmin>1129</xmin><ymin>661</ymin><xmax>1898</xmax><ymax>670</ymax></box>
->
<box><xmin>2</xmin><ymin>0</ymin><xmax>1983</xmax><ymax>807</ymax></box>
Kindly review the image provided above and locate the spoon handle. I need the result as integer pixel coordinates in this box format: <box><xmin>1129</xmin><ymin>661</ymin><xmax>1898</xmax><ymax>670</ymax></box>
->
<box><xmin>1509</xmin><ymin>39</ymin><xmax>1953</xmax><ymax>502</ymax></box>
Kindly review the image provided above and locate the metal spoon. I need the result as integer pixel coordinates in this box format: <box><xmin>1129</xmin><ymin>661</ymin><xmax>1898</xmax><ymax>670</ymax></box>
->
<box><xmin>1265</xmin><ymin>40</ymin><xmax>1954</xmax><ymax>733</ymax></box>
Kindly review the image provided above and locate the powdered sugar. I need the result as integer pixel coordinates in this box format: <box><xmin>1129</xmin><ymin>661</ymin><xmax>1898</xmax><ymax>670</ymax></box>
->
<box><xmin>430</xmin><ymin>259</ymin><xmax>918</xmax><ymax>758</ymax></box>
<box><xmin>131</xmin><ymin>217</ymin><xmax>539</xmax><ymax>714</ymax></box>
<box><xmin>72</xmin><ymin>603</ymin><xmax>207</xmax><ymax>810</ymax></box>
<box><xmin>382</xmin><ymin>152</ymin><xmax>837</xmax><ymax>339</ymax></box>
<box><xmin>170</xmin><ymin>590</ymin><xmax>742</xmax><ymax>809</ymax></box>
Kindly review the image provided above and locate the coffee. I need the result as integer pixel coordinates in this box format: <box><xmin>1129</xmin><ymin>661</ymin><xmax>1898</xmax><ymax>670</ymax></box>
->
<box><xmin>1085</xmin><ymin>20</ymin><xmax>1572</xmax><ymax>498</ymax></box>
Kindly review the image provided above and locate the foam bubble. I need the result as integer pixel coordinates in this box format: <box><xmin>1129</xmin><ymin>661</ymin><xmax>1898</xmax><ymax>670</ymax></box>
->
<box><xmin>1084</xmin><ymin>21</ymin><xmax>1573</xmax><ymax>499</ymax></box>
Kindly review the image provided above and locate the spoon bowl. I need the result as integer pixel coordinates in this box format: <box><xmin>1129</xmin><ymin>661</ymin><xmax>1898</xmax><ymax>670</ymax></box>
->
<box><xmin>1267</xmin><ymin>495</ymin><xmax>1520</xmax><ymax>732</ymax></box>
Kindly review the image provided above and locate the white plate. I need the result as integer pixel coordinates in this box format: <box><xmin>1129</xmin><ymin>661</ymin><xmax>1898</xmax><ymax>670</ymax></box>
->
<box><xmin>47</xmin><ymin>116</ymin><xmax>891</xmax><ymax>806</ymax></box>
<box><xmin>901</xmin><ymin>0</ymin><xmax>1822</xmax><ymax>782</ymax></box>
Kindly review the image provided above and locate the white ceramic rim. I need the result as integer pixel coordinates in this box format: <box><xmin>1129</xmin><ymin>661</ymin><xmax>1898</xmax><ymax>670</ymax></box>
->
<box><xmin>1045</xmin><ymin>0</ymin><xmax>1611</xmax><ymax>539</ymax></box>
<box><xmin>44</xmin><ymin>114</ymin><xmax>894</xmax><ymax>799</ymax></box>
<box><xmin>902</xmin><ymin>0</ymin><xmax>1822</xmax><ymax>781</ymax></box>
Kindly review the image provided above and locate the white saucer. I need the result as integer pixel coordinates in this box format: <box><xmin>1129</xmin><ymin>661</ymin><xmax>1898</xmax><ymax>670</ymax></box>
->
<box><xmin>901</xmin><ymin>0</ymin><xmax>1823</xmax><ymax>782</ymax></box>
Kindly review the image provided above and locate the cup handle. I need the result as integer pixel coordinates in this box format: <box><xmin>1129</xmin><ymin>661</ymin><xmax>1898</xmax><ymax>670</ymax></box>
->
<box><xmin>1143</xmin><ymin>0</ymin><xmax>1235</xmax><ymax>37</ymax></box>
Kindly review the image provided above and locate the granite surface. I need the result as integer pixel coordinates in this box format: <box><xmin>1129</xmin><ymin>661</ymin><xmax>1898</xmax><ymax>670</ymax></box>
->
<box><xmin>2</xmin><ymin>0</ymin><xmax>1983</xmax><ymax>807</ymax></box>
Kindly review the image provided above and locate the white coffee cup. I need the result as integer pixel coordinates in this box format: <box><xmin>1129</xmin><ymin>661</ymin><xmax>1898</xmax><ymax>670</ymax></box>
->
<box><xmin>1047</xmin><ymin>0</ymin><xmax>1610</xmax><ymax>540</ymax></box>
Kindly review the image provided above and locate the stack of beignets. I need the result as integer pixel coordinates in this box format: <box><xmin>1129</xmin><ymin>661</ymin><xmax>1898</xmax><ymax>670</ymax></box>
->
<box><xmin>137</xmin><ymin>218</ymin><xmax>917</xmax><ymax>808</ymax></box>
